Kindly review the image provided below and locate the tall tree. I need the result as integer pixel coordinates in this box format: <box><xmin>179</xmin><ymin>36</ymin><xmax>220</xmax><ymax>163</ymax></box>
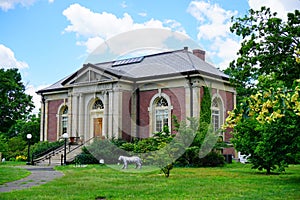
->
<box><xmin>0</xmin><ymin>68</ymin><xmax>34</xmax><ymax>135</ymax></box>
<box><xmin>224</xmin><ymin>7</ymin><xmax>300</xmax><ymax>174</ymax></box>
<box><xmin>225</xmin><ymin>7</ymin><xmax>300</xmax><ymax>101</ymax></box>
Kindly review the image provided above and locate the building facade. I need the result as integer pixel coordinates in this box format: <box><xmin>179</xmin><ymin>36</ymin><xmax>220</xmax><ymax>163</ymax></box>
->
<box><xmin>37</xmin><ymin>47</ymin><xmax>236</xmax><ymax>154</ymax></box>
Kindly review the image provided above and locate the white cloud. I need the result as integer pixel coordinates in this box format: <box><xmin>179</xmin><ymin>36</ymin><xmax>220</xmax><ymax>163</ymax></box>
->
<box><xmin>76</xmin><ymin>36</ymin><xmax>104</xmax><ymax>54</ymax></box>
<box><xmin>63</xmin><ymin>4</ymin><xmax>136</xmax><ymax>38</ymax></box>
<box><xmin>248</xmin><ymin>0</ymin><xmax>300</xmax><ymax>20</ymax></box>
<box><xmin>164</xmin><ymin>19</ymin><xmax>187</xmax><ymax>35</ymax></box>
<box><xmin>0</xmin><ymin>44</ymin><xmax>28</xmax><ymax>69</ymax></box>
<box><xmin>48</xmin><ymin>0</ymin><xmax>54</xmax><ymax>3</ymax></box>
<box><xmin>121</xmin><ymin>1</ymin><xmax>127</xmax><ymax>8</ymax></box>
<box><xmin>187</xmin><ymin>1</ymin><xmax>237</xmax><ymax>40</ymax></box>
<box><xmin>0</xmin><ymin>0</ymin><xmax>36</xmax><ymax>11</ymax></box>
<box><xmin>138</xmin><ymin>12</ymin><xmax>147</xmax><ymax>17</ymax></box>
<box><xmin>213</xmin><ymin>37</ymin><xmax>240</xmax><ymax>69</ymax></box>
<box><xmin>187</xmin><ymin>1</ymin><xmax>240</xmax><ymax>70</ymax></box>
<box><xmin>25</xmin><ymin>84</ymin><xmax>50</xmax><ymax>115</ymax></box>
<box><xmin>63</xmin><ymin>3</ymin><xmax>186</xmax><ymax>55</ymax></box>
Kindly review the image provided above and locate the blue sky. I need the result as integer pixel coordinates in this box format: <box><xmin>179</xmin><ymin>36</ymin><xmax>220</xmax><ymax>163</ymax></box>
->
<box><xmin>0</xmin><ymin>0</ymin><xmax>299</xmax><ymax>113</ymax></box>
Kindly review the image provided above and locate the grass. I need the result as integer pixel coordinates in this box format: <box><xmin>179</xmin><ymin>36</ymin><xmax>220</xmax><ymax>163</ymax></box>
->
<box><xmin>0</xmin><ymin>162</ymin><xmax>30</xmax><ymax>185</ymax></box>
<box><xmin>0</xmin><ymin>162</ymin><xmax>299</xmax><ymax>200</ymax></box>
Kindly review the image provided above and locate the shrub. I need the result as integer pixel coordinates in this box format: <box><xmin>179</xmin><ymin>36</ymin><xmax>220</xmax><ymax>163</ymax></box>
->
<box><xmin>31</xmin><ymin>140</ymin><xmax>64</xmax><ymax>159</ymax></box>
<box><xmin>74</xmin><ymin>153</ymin><xmax>98</xmax><ymax>164</ymax></box>
<box><xmin>16</xmin><ymin>155</ymin><xmax>27</xmax><ymax>162</ymax></box>
<box><xmin>199</xmin><ymin>151</ymin><xmax>225</xmax><ymax>167</ymax></box>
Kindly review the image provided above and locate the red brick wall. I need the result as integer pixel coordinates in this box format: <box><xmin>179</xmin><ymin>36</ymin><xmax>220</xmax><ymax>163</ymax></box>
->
<box><xmin>163</xmin><ymin>88</ymin><xmax>186</xmax><ymax>133</ymax></box>
<box><xmin>47</xmin><ymin>99</ymin><xmax>64</xmax><ymax>141</ymax></box>
<box><xmin>122</xmin><ymin>91</ymin><xmax>132</xmax><ymax>140</ymax></box>
<box><xmin>139</xmin><ymin>90</ymin><xmax>156</xmax><ymax>138</ymax></box>
<box><xmin>138</xmin><ymin>88</ymin><xmax>186</xmax><ymax>137</ymax></box>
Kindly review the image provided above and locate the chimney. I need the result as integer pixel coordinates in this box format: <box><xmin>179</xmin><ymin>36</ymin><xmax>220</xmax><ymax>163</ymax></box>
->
<box><xmin>192</xmin><ymin>49</ymin><xmax>205</xmax><ymax>61</ymax></box>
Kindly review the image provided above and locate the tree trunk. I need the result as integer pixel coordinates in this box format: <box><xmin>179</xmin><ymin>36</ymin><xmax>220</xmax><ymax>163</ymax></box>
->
<box><xmin>266</xmin><ymin>167</ymin><xmax>271</xmax><ymax>175</ymax></box>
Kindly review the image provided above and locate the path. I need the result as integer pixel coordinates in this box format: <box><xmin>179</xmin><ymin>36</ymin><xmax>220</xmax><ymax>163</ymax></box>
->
<box><xmin>0</xmin><ymin>165</ymin><xmax>64</xmax><ymax>193</ymax></box>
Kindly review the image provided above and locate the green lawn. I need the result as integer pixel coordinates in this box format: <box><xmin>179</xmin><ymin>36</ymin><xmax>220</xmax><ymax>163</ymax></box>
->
<box><xmin>0</xmin><ymin>162</ymin><xmax>299</xmax><ymax>200</ymax></box>
<box><xmin>0</xmin><ymin>162</ymin><xmax>30</xmax><ymax>185</ymax></box>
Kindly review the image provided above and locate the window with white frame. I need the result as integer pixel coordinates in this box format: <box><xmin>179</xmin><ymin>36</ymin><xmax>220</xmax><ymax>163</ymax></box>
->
<box><xmin>61</xmin><ymin>106</ymin><xmax>68</xmax><ymax>135</ymax></box>
<box><xmin>92</xmin><ymin>99</ymin><xmax>104</xmax><ymax>110</ymax></box>
<box><xmin>212</xmin><ymin>98</ymin><xmax>220</xmax><ymax>132</ymax></box>
<box><xmin>154</xmin><ymin>97</ymin><xmax>169</xmax><ymax>132</ymax></box>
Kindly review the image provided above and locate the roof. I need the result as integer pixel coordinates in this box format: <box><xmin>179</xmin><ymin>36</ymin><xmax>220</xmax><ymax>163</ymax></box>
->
<box><xmin>37</xmin><ymin>48</ymin><xmax>229</xmax><ymax>94</ymax></box>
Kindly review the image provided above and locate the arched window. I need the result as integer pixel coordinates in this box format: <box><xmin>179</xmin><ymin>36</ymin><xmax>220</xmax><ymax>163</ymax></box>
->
<box><xmin>61</xmin><ymin>106</ymin><xmax>68</xmax><ymax>135</ymax></box>
<box><xmin>92</xmin><ymin>99</ymin><xmax>104</xmax><ymax>110</ymax></box>
<box><xmin>154</xmin><ymin>97</ymin><xmax>169</xmax><ymax>132</ymax></box>
<box><xmin>211</xmin><ymin>98</ymin><xmax>221</xmax><ymax>132</ymax></box>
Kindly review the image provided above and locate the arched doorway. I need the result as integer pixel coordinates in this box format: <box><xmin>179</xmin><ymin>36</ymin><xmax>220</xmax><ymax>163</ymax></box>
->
<box><xmin>90</xmin><ymin>99</ymin><xmax>104</xmax><ymax>138</ymax></box>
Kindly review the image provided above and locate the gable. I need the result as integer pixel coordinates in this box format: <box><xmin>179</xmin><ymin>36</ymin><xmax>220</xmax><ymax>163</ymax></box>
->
<box><xmin>65</xmin><ymin>67</ymin><xmax>115</xmax><ymax>86</ymax></box>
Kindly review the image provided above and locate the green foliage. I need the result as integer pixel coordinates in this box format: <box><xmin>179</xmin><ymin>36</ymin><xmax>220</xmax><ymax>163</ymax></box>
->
<box><xmin>199</xmin><ymin>86</ymin><xmax>212</xmax><ymax>125</ymax></box>
<box><xmin>74</xmin><ymin>153</ymin><xmax>98</xmax><ymax>165</ymax></box>
<box><xmin>6</xmin><ymin>136</ymin><xmax>27</xmax><ymax>161</ymax></box>
<box><xmin>31</xmin><ymin>140</ymin><xmax>64</xmax><ymax>159</ymax></box>
<box><xmin>0</xmin><ymin>135</ymin><xmax>9</xmax><ymax>158</ymax></box>
<box><xmin>199</xmin><ymin>151</ymin><xmax>225</xmax><ymax>167</ymax></box>
<box><xmin>225</xmin><ymin>7</ymin><xmax>300</xmax><ymax>101</ymax></box>
<box><xmin>7</xmin><ymin>115</ymin><xmax>40</xmax><ymax>143</ymax></box>
<box><xmin>224</xmin><ymin>7</ymin><xmax>300</xmax><ymax>174</ymax></box>
<box><xmin>0</xmin><ymin>68</ymin><xmax>34</xmax><ymax>135</ymax></box>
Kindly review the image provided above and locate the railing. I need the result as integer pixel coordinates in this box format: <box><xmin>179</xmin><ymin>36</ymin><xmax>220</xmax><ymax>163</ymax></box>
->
<box><xmin>32</xmin><ymin>136</ymin><xmax>96</xmax><ymax>165</ymax></box>
<box><xmin>32</xmin><ymin>144</ymin><xmax>65</xmax><ymax>165</ymax></box>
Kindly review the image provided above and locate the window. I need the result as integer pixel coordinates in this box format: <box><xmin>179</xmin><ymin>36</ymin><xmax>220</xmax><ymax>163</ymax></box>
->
<box><xmin>212</xmin><ymin>98</ymin><xmax>220</xmax><ymax>132</ymax></box>
<box><xmin>92</xmin><ymin>99</ymin><xmax>104</xmax><ymax>110</ymax></box>
<box><xmin>154</xmin><ymin>97</ymin><xmax>169</xmax><ymax>132</ymax></box>
<box><xmin>61</xmin><ymin>106</ymin><xmax>68</xmax><ymax>135</ymax></box>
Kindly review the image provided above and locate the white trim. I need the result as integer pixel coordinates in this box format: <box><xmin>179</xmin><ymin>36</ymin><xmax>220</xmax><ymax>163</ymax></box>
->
<box><xmin>56</xmin><ymin>103</ymin><xmax>69</xmax><ymax>140</ymax></box>
<box><xmin>211</xmin><ymin>94</ymin><xmax>224</xmax><ymax>138</ymax></box>
<box><xmin>148</xmin><ymin>92</ymin><xmax>173</xmax><ymax>135</ymax></box>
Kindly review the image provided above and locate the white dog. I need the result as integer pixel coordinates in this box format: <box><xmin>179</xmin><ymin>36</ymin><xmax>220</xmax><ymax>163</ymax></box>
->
<box><xmin>118</xmin><ymin>156</ymin><xmax>142</xmax><ymax>169</ymax></box>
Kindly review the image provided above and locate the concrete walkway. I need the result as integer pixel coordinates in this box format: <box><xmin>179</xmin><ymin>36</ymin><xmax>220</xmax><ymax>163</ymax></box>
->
<box><xmin>0</xmin><ymin>165</ymin><xmax>64</xmax><ymax>193</ymax></box>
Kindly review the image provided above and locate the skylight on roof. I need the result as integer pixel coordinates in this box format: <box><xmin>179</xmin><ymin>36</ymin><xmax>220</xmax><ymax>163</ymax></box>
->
<box><xmin>112</xmin><ymin>56</ymin><xmax>144</xmax><ymax>67</ymax></box>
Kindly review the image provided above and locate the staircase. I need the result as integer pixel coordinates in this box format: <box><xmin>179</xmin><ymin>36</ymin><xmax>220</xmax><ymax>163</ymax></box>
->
<box><xmin>32</xmin><ymin>144</ymin><xmax>79</xmax><ymax>166</ymax></box>
<box><xmin>33</xmin><ymin>137</ymin><xmax>95</xmax><ymax>166</ymax></box>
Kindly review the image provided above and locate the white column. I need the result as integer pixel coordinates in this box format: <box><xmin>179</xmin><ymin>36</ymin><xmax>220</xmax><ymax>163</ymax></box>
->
<box><xmin>192</xmin><ymin>80</ymin><xmax>201</xmax><ymax>118</ymax></box>
<box><xmin>112</xmin><ymin>88</ymin><xmax>121</xmax><ymax>138</ymax></box>
<box><xmin>40</xmin><ymin>97</ymin><xmax>45</xmax><ymax>141</ymax></box>
<box><xmin>103</xmin><ymin>91</ymin><xmax>109</xmax><ymax>137</ymax></box>
<box><xmin>44</xmin><ymin>100</ymin><xmax>49</xmax><ymax>141</ymax></box>
<box><xmin>78</xmin><ymin>93</ymin><xmax>85</xmax><ymax>141</ymax></box>
<box><xmin>108</xmin><ymin>90</ymin><xmax>113</xmax><ymax>138</ymax></box>
<box><xmin>131</xmin><ymin>91</ymin><xmax>137</xmax><ymax>138</ymax></box>
<box><xmin>72</xmin><ymin>94</ymin><xmax>79</xmax><ymax>137</ymax></box>
<box><xmin>68</xmin><ymin>94</ymin><xmax>72</xmax><ymax>137</ymax></box>
<box><xmin>185</xmin><ymin>80</ymin><xmax>191</xmax><ymax>121</ymax></box>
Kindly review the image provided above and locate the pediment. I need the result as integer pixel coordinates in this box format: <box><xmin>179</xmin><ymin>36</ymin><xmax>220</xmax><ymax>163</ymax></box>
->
<box><xmin>65</xmin><ymin>67</ymin><xmax>114</xmax><ymax>86</ymax></box>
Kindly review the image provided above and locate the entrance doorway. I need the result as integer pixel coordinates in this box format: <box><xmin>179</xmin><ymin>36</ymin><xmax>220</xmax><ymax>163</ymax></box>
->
<box><xmin>93</xmin><ymin>118</ymin><xmax>103</xmax><ymax>138</ymax></box>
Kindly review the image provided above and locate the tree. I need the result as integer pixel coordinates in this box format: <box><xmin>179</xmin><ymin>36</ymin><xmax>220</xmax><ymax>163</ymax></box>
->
<box><xmin>225</xmin><ymin>80</ymin><xmax>300</xmax><ymax>173</ymax></box>
<box><xmin>7</xmin><ymin>115</ymin><xmax>40</xmax><ymax>144</ymax></box>
<box><xmin>224</xmin><ymin>7</ymin><xmax>300</xmax><ymax>174</ymax></box>
<box><xmin>0</xmin><ymin>68</ymin><xmax>34</xmax><ymax>135</ymax></box>
<box><xmin>225</xmin><ymin>7</ymin><xmax>300</xmax><ymax>101</ymax></box>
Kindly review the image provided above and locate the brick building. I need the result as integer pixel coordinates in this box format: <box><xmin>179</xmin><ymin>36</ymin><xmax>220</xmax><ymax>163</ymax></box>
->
<box><xmin>37</xmin><ymin>47</ymin><xmax>236</xmax><ymax>155</ymax></box>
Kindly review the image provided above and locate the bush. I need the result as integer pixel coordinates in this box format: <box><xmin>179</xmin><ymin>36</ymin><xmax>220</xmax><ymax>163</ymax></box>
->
<box><xmin>74</xmin><ymin>153</ymin><xmax>98</xmax><ymax>164</ymax></box>
<box><xmin>199</xmin><ymin>151</ymin><xmax>225</xmax><ymax>167</ymax></box>
<box><xmin>16</xmin><ymin>155</ymin><xmax>27</xmax><ymax>162</ymax></box>
<box><xmin>31</xmin><ymin>140</ymin><xmax>64</xmax><ymax>159</ymax></box>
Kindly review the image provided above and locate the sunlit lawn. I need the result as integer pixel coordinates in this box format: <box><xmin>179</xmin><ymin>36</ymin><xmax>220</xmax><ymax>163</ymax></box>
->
<box><xmin>0</xmin><ymin>162</ymin><xmax>299</xmax><ymax>200</ymax></box>
<box><xmin>0</xmin><ymin>162</ymin><xmax>30</xmax><ymax>185</ymax></box>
